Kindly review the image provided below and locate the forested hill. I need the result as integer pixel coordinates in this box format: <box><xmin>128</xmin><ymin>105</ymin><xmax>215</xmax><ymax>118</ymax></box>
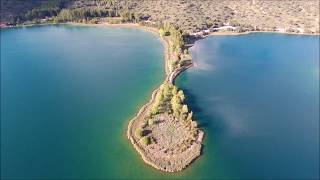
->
<box><xmin>1</xmin><ymin>0</ymin><xmax>67</xmax><ymax>22</ymax></box>
<box><xmin>1</xmin><ymin>0</ymin><xmax>319</xmax><ymax>34</ymax></box>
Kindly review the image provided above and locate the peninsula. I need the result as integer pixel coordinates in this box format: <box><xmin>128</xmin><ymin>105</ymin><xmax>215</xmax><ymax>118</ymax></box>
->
<box><xmin>1</xmin><ymin>0</ymin><xmax>318</xmax><ymax>173</ymax></box>
<box><xmin>127</xmin><ymin>25</ymin><xmax>204</xmax><ymax>172</ymax></box>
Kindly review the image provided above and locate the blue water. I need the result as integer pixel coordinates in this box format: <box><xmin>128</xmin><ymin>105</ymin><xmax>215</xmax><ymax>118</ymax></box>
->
<box><xmin>1</xmin><ymin>25</ymin><xmax>166</xmax><ymax>179</ymax></box>
<box><xmin>176</xmin><ymin>33</ymin><xmax>320</xmax><ymax>179</ymax></box>
<box><xmin>1</xmin><ymin>25</ymin><xmax>319</xmax><ymax>179</ymax></box>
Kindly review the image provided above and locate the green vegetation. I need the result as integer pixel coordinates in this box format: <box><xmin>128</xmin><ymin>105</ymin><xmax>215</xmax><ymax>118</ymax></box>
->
<box><xmin>150</xmin><ymin>83</ymin><xmax>193</xmax><ymax>122</ymax></box>
<box><xmin>159</xmin><ymin>21</ymin><xmax>184</xmax><ymax>52</ymax></box>
<box><xmin>148</xmin><ymin>119</ymin><xmax>154</xmax><ymax>126</ymax></box>
<box><xmin>159</xmin><ymin>28</ymin><xmax>165</xmax><ymax>37</ymax></box>
<box><xmin>140</xmin><ymin>136</ymin><xmax>151</xmax><ymax>146</ymax></box>
<box><xmin>187</xmin><ymin>111</ymin><xmax>193</xmax><ymax>121</ymax></box>
<box><xmin>135</xmin><ymin>128</ymin><xmax>143</xmax><ymax>139</ymax></box>
<box><xmin>182</xmin><ymin>105</ymin><xmax>188</xmax><ymax>114</ymax></box>
<box><xmin>0</xmin><ymin>0</ymin><xmax>71</xmax><ymax>24</ymax></box>
<box><xmin>25</xmin><ymin>7</ymin><xmax>60</xmax><ymax>21</ymax></box>
<box><xmin>2</xmin><ymin>0</ymin><xmax>319</xmax><ymax>34</ymax></box>
<box><xmin>1</xmin><ymin>0</ymin><xmax>143</xmax><ymax>25</ymax></box>
<box><xmin>55</xmin><ymin>7</ymin><xmax>109</xmax><ymax>22</ymax></box>
<box><xmin>55</xmin><ymin>7</ymin><xmax>141</xmax><ymax>23</ymax></box>
<box><xmin>157</xmin><ymin>21</ymin><xmax>191</xmax><ymax>72</ymax></box>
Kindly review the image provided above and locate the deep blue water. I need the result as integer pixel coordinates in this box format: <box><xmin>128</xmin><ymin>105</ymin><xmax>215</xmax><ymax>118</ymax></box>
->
<box><xmin>176</xmin><ymin>33</ymin><xmax>319</xmax><ymax>179</ymax></box>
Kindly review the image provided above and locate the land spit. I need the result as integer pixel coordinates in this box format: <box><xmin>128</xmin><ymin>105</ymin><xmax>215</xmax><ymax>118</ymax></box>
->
<box><xmin>8</xmin><ymin>22</ymin><xmax>317</xmax><ymax>173</ymax></box>
<box><xmin>65</xmin><ymin>22</ymin><xmax>204</xmax><ymax>172</ymax></box>
<box><xmin>118</xmin><ymin>24</ymin><xmax>205</xmax><ymax>172</ymax></box>
<box><xmin>103</xmin><ymin>22</ymin><xmax>317</xmax><ymax>172</ymax></box>
<box><xmin>4</xmin><ymin>21</ymin><xmax>317</xmax><ymax>172</ymax></box>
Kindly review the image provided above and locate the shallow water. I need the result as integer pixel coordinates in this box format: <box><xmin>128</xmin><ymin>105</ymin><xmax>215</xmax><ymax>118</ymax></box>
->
<box><xmin>176</xmin><ymin>33</ymin><xmax>320</xmax><ymax>179</ymax></box>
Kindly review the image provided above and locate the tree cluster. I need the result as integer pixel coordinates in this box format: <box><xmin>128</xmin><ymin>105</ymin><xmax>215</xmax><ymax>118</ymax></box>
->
<box><xmin>24</xmin><ymin>7</ymin><xmax>60</xmax><ymax>21</ymax></box>
<box><xmin>150</xmin><ymin>83</ymin><xmax>193</xmax><ymax>122</ymax></box>
<box><xmin>56</xmin><ymin>7</ymin><xmax>112</xmax><ymax>22</ymax></box>
<box><xmin>159</xmin><ymin>21</ymin><xmax>184</xmax><ymax>52</ymax></box>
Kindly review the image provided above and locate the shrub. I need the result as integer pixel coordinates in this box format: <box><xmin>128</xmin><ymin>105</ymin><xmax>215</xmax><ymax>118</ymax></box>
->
<box><xmin>170</xmin><ymin>60</ymin><xmax>178</xmax><ymax>69</ymax></box>
<box><xmin>182</xmin><ymin>104</ymin><xmax>189</xmax><ymax>114</ymax></box>
<box><xmin>151</xmin><ymin>103</ymin><xmax>159</xmax><ymax>115</ymax></box>
<box><xmin>140</xmin><ymin>136</ymin><xmax>151</xmax><ymax>146</ymax></box>
<box><xmin>135</xmin><ymin>128</ymin><xmax>143</xmax><ymax>139</ymax></box>
<box><xmin>178</xmin><ymin>90</ymin><xmax>185</xmax><ymax>102</ymax></box>
<box><xmin>159</xmin><ymin>28</ymin><xmax>165</xmax><ymax>37</ymax></box>
<box><xmin>187</xmin><ymin>111</ymin><xmax>193</xmax><ymax>121</ymax></box>
<box><xmin>172</xmin><ymin>86</ymin><xmax>178</xmax><ymax>95</ymax></box>
<box><xmin>148</xmin><ymin>119</ymin><xmax>154</xmax><ymax>126</ymax></box>
<box><xmin>161</xmin><ymin>83</ymin><xmax>171</xmax><ymax>97</ymax></box>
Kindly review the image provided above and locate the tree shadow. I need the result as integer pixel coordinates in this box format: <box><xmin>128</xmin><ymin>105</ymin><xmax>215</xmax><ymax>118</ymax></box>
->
<box><xmin>182</xmin><ymin>88</ymin><xmax>227</xmax><ymax>135</ymax></box>
<box><xmin>142</xmin><ymin>129</ymin><xmax>152</xmax><ymax>136</ymax></box>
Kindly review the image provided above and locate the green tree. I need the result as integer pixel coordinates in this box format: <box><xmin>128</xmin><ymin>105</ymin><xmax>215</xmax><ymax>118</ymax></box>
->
<box><xmin>148</xmin><ymin>119</ymin><xmax>154</xmax><ymax>126</ymax></box>
<box><xmin>159</xmin><ymin>28</ymin><xmax>165</xmax><ymax>37</ymax></box>
<box><xmin>187</xmin><ymin>111</ymin><xmax>193</xmax><ymax>121</ymax></box>
<box><xmin>135</xmin><ymin>128</ymin><xmax>143</xmax><ymax>139</ymax></box>
<box><xmin>182</xmin><ymin>105</ymin><xmax>188</xmax><ymax>114</ymax></box>
<box><xmin>172</xmin><ymin>86</ymin><xmax>178</xmax><ymax>95</ymax></box>
<box><xmin>155</xmin><ymin>91</ymin><xmax>163</xmax><ymax>103</ymax></box>
<box><xmin>178</xmin><ymin>90</ymin><xmax>185</xmax><ymax>102</ymax></box>
<box><xmin>140</xmin><ymin>136</ymin><xmax>151</xmax><ymax>146</ymax></box>
<box><xmin>151</xmin><ymin>103</ymin><xmax>159</xmax><ymax>115</ymax></box>
<box><xmin>161</xmin><ymin>83</ymin><xmax>171</xmax><ymax>98</ymax></box>
<box><xmin>171</xmin><ymin>95</ymin><xmax>181</xmax><ymax>116</ymax></box>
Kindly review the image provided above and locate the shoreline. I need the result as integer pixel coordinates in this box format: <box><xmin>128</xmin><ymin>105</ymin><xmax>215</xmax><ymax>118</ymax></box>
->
<box><xmin>208</xmin><ymin>30</ymin><xmax>320</xmax><ymax>36</ymax></box>
<box><xmin>72</xmin><ymin>21</ymin><xmax>198</xmax><ymax>172</ymax></box>
<box><xmin>66</xmin><ymin>22</ymin><xmax>171</xmax><ymax>75</ymax></box>
<box><xmin>2</xmin><ymin>22</ymin><xmax>319</xmax><ymax>37</ymax></box>
<box><xmin>68</xmin><ymin>22</ymin><xmax>197</xmax><ymax>172</ymax></box>
<box><xmin>4</xmin><ymin>22</ymin><xmax>316</xmax><ymax>173</ymax></box>
<box><xmin>120</xmin><ymin>23</ymin><xmax>201</xmax><ymax>172</ymax></box>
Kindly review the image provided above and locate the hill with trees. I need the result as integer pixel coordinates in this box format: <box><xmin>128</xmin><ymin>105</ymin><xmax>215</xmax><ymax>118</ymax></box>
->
<box><xmin>1</xmin><ymin>0</ymin><xmax>319</xmax><ymax>34</ymax></box>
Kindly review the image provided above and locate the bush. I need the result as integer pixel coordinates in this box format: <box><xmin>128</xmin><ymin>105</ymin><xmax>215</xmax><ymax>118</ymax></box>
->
<box><xmin>135</xmin><ymin>128</ymin><xmax>143</xmax><ymax>139</ymax></box>
<box><xmin>182</xmin><ymin>104</ymin><xmax>189</xmax><ymax>114</ymax></box>
<box><xmin>159</xmin><ymin>28</ymin><xmax>165</xmax><ymax>37</ymax></box>
<box><xmin>148</xmin><ymin>119</ymin><xmax>154</xmax><ymax>126</ymax></box>
<box><xmin>172</xmin><ymin>86</ymin><xmax>178</xmax><ymax>95</ymax></box>
<box><xmin>187</xmin><ymin>111</ymin><xmax>193</xmax><ymax>121</ymax></box>
<box><xmin>151</xmin><ymin>104</ymin><xmax>159</xmax><ymax>115</ymax></box>
<box><xmin>140</xmin><ymin>136</ymin><xmax>151</xmax><ymax>146</ymax></box>
<box><xmin>178</xmin><ymin>90</ymin><xmax>185</xmax><ymax>102</ymax></box>
<box><xmin>170</xmin><ymin>60</ymin><xmax>178</xmax><ymax>69</ymax></box>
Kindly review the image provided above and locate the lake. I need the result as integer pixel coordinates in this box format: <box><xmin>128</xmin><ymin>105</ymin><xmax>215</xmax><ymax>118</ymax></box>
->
<box><xmin>176</xmin><ymin>33</ymin><xmax>319</xmax><ymax>179</ymax></box>
<box><xmin>1</xmin><ymin>25</ymin><xmax>167</xmax><ymax>179</ymax></box>
<box><xmin>1</xmin><ymin>25</ymin><xmax>319</xmax><ymax>179</ymax></box>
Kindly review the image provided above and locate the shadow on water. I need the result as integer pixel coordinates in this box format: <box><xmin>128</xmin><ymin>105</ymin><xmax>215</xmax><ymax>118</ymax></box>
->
<box><xmin>181</xmin><ymin>88</ymin><xmax>228</xmax><ymax>135</ymax></box>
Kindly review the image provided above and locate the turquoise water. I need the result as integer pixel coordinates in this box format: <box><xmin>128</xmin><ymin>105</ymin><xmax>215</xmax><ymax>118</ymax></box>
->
<box><xmin>1</xmin><ymin>25</ymin><xmax>168</xmax><ymax>179</ymax></box>
<box><xmin>176</xmin><ymin>34</ymin><xmax>320</xmax><ymax>179</ymax></box>
<box><xmin>1</xmin><ymin>25</ymin><xmax>319</xmax><ymax>179</ymax></box>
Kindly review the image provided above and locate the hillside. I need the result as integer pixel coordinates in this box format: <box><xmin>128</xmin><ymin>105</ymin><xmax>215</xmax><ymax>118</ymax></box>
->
<box><xmin>1</xmin><ymin>0</ymin><xmax>319</xmax><ymax>34</ymax></box>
